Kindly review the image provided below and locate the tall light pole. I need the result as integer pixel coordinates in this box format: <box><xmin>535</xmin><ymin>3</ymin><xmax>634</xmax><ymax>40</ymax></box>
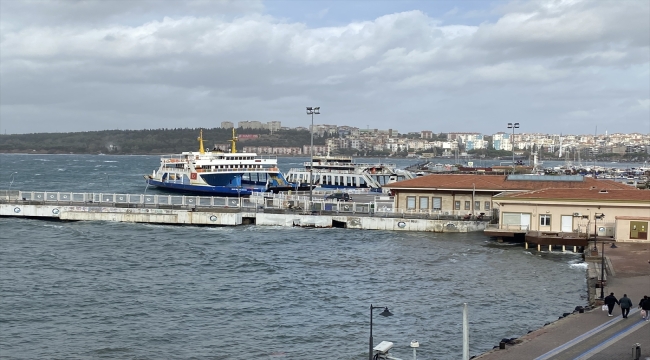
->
<box><xmin>594</xmin><ymin>213</ymin><xmax>604</xmax><ymax>251</ymax></box>
<box><xmin>369</xmin><ymin>304</ymin><xmax>393</xmax><ymax>360</ymax></box>
<box><xmin>507</xmin><ymin>123</ymin><xmax>519</xmax><ymax>174</ymax></box>
<box><xmin>600</xmin><ymin>240</ymin><xmax>606</xmax><ymax>300</ymax></box>
<box><xmin>306</xmin><ymin>106</ymin><xmax>320</xmax><ymax>206</ymax></box>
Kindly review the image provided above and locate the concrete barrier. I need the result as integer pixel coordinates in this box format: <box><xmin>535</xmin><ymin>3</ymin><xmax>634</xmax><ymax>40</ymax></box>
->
<box><xmin>1</xmin><ymin>203</ymin><xmax>488</xmax><ymax>232</ymax></box>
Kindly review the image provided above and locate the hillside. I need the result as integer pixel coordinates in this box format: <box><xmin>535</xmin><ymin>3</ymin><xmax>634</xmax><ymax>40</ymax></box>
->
<box><xmin>0</xmin><ymin>128</ymin><xmax>326</xmax><ymax>155</ymax></box>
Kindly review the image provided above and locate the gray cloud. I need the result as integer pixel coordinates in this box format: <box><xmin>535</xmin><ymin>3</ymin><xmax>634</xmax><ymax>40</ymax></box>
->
<box><xmin>0</xmin><ymin>0</ymin><xmax>648</xmax><ymax>135</ymax></box>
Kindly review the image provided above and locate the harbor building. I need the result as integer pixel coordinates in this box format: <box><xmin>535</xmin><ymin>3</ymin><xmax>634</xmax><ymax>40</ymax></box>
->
<box><xmin>383</xmin><ymin>174</ymin><xmax>633</xmax><ymax>218</ymax></box>
<box><xmin>491</xmin><ymin>188</ymin><xmax>650</xmax><ymax>243</ymax></box>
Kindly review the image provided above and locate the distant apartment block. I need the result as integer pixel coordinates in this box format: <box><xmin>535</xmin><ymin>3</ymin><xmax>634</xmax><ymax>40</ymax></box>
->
<box><xmin>492</xmin><ymin>132</ymin><xmax>512</xmax><ymax>151</ymax></box>
<box><xmin>220</xmin><ymin>121</ymin><xmax>234</xmax><ymax>129</ymax></box>
<box><xmin>466</xmin><ymin>139</ymin><xmax>487</xmax><ymax>150</ymax></box>
<box><xmin>242</xmin><ymin>146</ymin><xmax>303</xmax><ymax>155</ymax></box>
<box><xmin>238</xmin><ymin>121</ymin><xmax>264</xmax><ymax>129</ymax></box>
<box><xmin>267</xmin><ymin>121</ymin><xmax>282</xmax><ymax>132</ymax></box>
<box><xmin>302</xmin><ymin>145</ymin><xmax>328</xmax><ymax>156</ymax></box>
<box><xmin>421</xmin><ymin>131</ymin><xmax>433</xmax><ymax>139</ymax></box>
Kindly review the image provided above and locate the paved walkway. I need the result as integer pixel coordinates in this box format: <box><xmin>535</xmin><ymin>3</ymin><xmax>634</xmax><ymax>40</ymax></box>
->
<box><xmin>474</xmin><ymin>242</ymin><xmax>650</xmax><ymax>360</ymax></box>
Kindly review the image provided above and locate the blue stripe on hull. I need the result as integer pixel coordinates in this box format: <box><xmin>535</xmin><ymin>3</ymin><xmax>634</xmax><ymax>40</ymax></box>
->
<box><xmin>146</xmin><ymin>179</ymin><xmax>261</xmax><ymax>196</ymax></box>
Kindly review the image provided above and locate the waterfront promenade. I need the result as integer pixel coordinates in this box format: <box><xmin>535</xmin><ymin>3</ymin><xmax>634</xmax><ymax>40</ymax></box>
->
<box><xmin>475</xmin><ymin>242</ymin><xmax>650</xmax><ymax>360</ymax></box>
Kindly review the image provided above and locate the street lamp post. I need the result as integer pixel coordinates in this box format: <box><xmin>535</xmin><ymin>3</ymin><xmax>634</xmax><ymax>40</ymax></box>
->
<box><xmin>369</xmin><ymin>304</ymin><xmax>393</xmax><ymax>360</ymax></box>
<box><xmin>507</xmin><ymin>123</ymin><xmax>519</xmax><ymax>174</ymax></box>
<box><xmin>306</xmin><ymin>106</ymin><xmax>320</xmax><ymax>207</ymax></box>
<box><xmin>594</xmin><ymin>213</ymin><xmax>604</xmax><ymax>251</ymax></box>
<box><xmin>593</xmin><ymin>213</ymin><xmax>605</xmax><ymax>298</ymax></box>
<box><xmin>600</xmin><ymin>240</ymin><xmax>605</xmax><ymax>300</ymax></box>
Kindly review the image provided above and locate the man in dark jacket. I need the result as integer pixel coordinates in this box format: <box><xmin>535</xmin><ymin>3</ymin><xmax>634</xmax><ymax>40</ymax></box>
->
<box><xmin>604</xmin><ymin>292</ymin><xmax>619</xmax><ymax>317</ymax></box>
<box><xmin>619</xmin><ymin>294</ymin><xmax>633</xmax><ymax>318</ymax></box>
<box><xmin>640</xmin><ymin>295</ymin><xmax>650</xmax><ymax>321</ymax></box>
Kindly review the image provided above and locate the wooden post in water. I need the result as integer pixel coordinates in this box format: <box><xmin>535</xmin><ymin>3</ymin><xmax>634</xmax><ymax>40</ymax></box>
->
<box><xmin>462</xmin><ymin>303</ymin><xmax>469</xmax><ymax>360</ymax></box>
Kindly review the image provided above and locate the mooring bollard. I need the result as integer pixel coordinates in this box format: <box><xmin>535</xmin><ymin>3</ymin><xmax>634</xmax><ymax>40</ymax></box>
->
<box><xmin>499</xmin><ymin>341</ymin><xmax>506</xmax><ymax>349</ymax></box>
<box><xmin>632</xmin><ymin>343</ymin><xmax>641</xmax><ymax>360</ymax></box>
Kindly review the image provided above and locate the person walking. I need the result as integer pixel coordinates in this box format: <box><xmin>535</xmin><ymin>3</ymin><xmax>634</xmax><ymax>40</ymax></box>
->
<box><xmin>640</xmin><ymin>296</ymin><xmax>650</xmax><ymax>321</ymax></box>
<box><xmin>619</xmin><ymin>294</ymin><xmax>632</xmax><ymax>318</ymax></box>
<box><xmin>604</xmin><ymin>292</ymin><xmax>619</xmax><ymax>317</ymax></box>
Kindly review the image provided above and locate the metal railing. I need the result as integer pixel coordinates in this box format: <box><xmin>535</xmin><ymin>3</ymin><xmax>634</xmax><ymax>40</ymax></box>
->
<box><xmin>0</xmin><ymin>189</ymin><xmax>494</xmax><ymax>221</ymax></box>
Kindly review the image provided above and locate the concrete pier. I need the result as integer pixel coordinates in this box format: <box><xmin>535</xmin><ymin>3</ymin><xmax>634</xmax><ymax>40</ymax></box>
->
<box><xmin>474</xmin><ymin>242</ymin><xmax>650</xmax><ymax>360</ymax></box>
<box><xmin>1</xmin><ymin>190</ymin><xmax>491</xmax><ymax>232</ymax></box>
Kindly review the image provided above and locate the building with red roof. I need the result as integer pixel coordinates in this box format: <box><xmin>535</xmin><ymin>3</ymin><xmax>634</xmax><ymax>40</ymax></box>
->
<box><xmin>383</xmin><ymin>173</ymin><xmax>633</xmax><ymax>217</ymax></box>
<box><xmin>492</xmin><ymin>188</ymin><xmax>649</xmax><ymax>243</ymax></box>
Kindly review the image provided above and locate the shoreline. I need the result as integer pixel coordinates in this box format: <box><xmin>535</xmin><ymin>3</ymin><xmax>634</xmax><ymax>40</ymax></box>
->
<box><xmin>1</xmin><ymin>152</ymin><xmax>647</xmax><ymax>164</ymax></box>
<box><xmin>474</xmin><ymin>242</ymin><xmax>650</xmax><ymax>359</ymax></box>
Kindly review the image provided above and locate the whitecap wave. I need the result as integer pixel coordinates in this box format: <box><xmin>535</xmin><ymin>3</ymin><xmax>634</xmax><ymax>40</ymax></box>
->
<box><xmin>569</xmin><ymin>262</ymin><xmax>588</xmax><ymax>269</ymax></box>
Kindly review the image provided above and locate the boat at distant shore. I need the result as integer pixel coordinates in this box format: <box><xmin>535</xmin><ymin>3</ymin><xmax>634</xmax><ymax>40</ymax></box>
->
<box><xmin>284</xmin><ymin>154</ymin><xmax>415</xmax><ymax>192</ymax></box>
<box><xmin>144</xmin><ymin>129</ymin><xmax>294</xmax><ymax>196</ymax></box>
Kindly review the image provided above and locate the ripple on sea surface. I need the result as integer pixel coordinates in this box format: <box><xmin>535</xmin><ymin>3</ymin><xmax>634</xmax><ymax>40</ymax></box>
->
<box><xmin>0</xmin><ymin>218</ymin><xmax>587</xmax><ymax>359</ymax></box>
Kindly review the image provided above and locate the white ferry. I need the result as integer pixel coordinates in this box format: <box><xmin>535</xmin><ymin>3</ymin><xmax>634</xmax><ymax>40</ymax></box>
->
<box><xmin>284</xmin><ymin>154</ymin><xmax>415</xmax><ymax>193</ymax></box>
<box><xmin>144</xmin><ymin>129</ymin><xmax>293</xmax><ymax>196</ymax></box>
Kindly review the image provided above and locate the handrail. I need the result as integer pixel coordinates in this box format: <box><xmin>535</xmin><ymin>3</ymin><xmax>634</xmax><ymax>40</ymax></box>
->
<box><xmin>0</xmin><ymin>189</ymin><xmax>494</xmax><ymax>221</ymax></box>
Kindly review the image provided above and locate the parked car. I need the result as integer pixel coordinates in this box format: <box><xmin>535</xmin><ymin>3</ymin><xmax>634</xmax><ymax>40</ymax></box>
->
<box><xmin>325</xmin><ymin>193</ymin><xmax>352</xmax><ymax>202</ymax></box>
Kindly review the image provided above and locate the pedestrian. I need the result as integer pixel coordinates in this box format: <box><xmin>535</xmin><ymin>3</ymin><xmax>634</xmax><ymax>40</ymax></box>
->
<box><xmin>619</xmin><ymin>294</ymin><xmax>632</xmax><ymax>318</ymax></box>
<box><xmin>604</xmin><ymin>292</ymin><xmax>619</xmax><ymax>317</ymax></box>
<box><xmin>640</xmin><ymin>296</ymin><xmax>650</xmax><ymax>321</ymax></box>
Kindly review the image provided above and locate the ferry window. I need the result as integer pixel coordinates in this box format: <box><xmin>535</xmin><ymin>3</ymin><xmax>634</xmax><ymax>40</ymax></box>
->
<box><xmin>475</xmin><ymin>201</ymin><xmax>481</xmax><ymax>210</ymax></box>
<box><xmin>419</xmin><ymin>197</ymin><xmax>429</xmax><ymax>210</ymax></box>
<box><xmin>433</xmin><ymin>197</ymin><xmax>442</xmax><ymax>210</ymax></box>
<box><xmin>454</xmin><ymin>201</ymin><xmax>461</xmax><ymax>210</ymax></box>
<box><xmin>464</xmin><ymin>201</ymin><xmax>470</xmax><ymax>210</ymax></box>
<box><xmin>540</xmin><ymin>214</ymin><xmax>551</xmax><ymax>226</ymax></box>
<box><xmin>407</xmin><ymin>196</ymin><xmax>416</xmax><ymax>209</ymax></box>
<box><xmin>485</xmin><ymin>201</ymin><xmax>491</xmax><ymax>210</ymax></box>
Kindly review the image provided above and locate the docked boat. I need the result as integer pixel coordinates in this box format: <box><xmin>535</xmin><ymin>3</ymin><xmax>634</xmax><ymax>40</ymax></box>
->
<box><xmin>284</xmin><ymin>154</ymin><xmax>415</xmax><ymax>192</ymax></box>
<box><xmin>144</xmin><ymin>129</ymin><xmax>293</xmax><ymax>196</ymax></box>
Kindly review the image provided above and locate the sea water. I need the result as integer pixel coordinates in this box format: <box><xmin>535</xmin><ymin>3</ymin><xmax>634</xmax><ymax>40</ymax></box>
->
<box><xmin>1</xmin><ymin>154</ymin><xmax>590</xmax><ymax>359</ymax></box>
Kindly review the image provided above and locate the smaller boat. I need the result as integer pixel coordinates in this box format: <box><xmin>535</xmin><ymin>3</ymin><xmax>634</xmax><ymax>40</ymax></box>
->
<box><xmin>144</xmin><ymin>129</ymin><xmax>293</xmax><ymax>196</ymax></box>
<box><xmin>284</xmin><ymin>154</ymin><xmax>415</xmax><ymax>192</ymax></box>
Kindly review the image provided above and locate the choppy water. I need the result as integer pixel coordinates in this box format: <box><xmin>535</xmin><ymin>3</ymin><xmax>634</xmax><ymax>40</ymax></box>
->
<box><xmin>0</xmin><ymin>154</ymin><xmax>593</xmax><ymax>359</ymax></box>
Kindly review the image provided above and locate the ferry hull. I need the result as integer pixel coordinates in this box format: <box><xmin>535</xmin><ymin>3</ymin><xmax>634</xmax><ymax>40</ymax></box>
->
<box><xmin>146</xmin><ymin>178</ymin><xmax>259</xmax><ymax>196</ymax></box>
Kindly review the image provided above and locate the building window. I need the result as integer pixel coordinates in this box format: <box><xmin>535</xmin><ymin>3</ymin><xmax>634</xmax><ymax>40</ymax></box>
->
<box><xmin>475</xmin><ymin>201</ymin><xmax>481</xmax><ymax>211</ymax></box>
<box><xmin>464</xmin><ymin>201</ymin><xmax>470</xmax><ymax>210</ymax></box>
<box><xmin>419</xmin><ymin>197</ymin><xmax>429</xmax><ymax>210</ymax></box>
<box><xmin>454</xmin><ymin>201</ymin><xmax>461</xmax><ymax>210</ymax></box>
<box><xmin>432</xmin><ymin>197</ymin><xmax>442</xmax><ymax>210</ymax></box>
<box><xmin>540</xmin><ymin>214</ymin><xmax>551</xmax><ymax>226</ymax></box>
<box><xmin>485</xmin><ymin>201</ymin><xmax>491</xmax><ymax>211</ymax></box>
<box><xmin>407</xmin><ymin>196</ymin><xmax>416</xmax><ymax>210</ymax></box>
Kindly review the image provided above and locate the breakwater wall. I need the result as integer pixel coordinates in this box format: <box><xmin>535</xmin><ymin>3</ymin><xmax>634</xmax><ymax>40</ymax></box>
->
<box><xmin>0</xmin><ymin>190</ymin><xmax>490</xmax><ymax>232</ymax></box>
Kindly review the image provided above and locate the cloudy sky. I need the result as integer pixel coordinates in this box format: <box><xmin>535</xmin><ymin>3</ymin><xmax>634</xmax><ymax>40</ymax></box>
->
<box><xmin>1</xmin><ymin>0</ymin><xmax>648</xmax><ymax>135</ymax></box>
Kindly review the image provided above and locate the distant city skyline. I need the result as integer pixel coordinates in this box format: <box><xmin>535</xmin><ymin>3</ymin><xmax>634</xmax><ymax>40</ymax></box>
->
<box><xmin>1</xmin><ymin>0</ymin><xmax>648</xmax><ymax>135</ymax></box>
